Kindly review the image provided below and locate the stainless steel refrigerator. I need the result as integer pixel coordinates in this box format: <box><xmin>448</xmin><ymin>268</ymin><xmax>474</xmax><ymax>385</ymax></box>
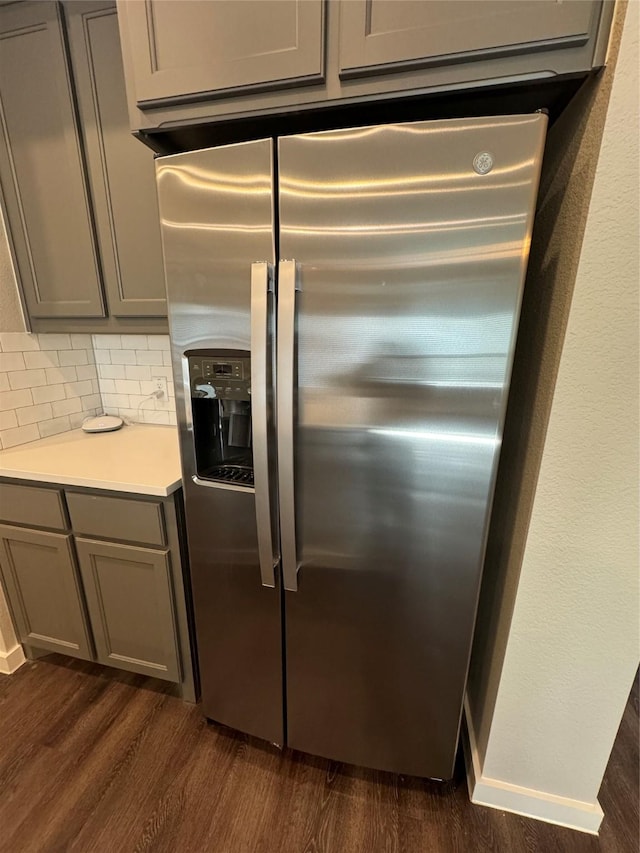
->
<box><xmin>156</xmin><ymin>114</ymin><xmax>547</xmax><ymax>779</ymax></box>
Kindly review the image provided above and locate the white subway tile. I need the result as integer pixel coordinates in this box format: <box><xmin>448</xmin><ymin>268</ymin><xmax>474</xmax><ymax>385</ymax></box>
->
<box><xmin>0</xmin><ymin>352</ymin><xmax>26</xmax><ymax>372</ymax></box>
<box><xmin>0</xmin><ymin>374</ymin><xmax>9</xmax><ymax>392</ymax></box>
<box><xmin>0</xmin><ymin>411</ymin><xmax>18</xmax><ymax>430</ymax></box>
<box><xmin>0</xmin><ymin>389</ymin><xmax>32</xmax><ymax>411</ymax></box>
<box><xmin>69</xmin><ymin>411</ymin><xmax>90</xmax><ymax>429</ymax></box>
<box><xmin>125</xmin><ymin>365</ymin><xmax>151</xmax><ymax>381</ymax></box>
<box><xmin>102</xmin><ymin>393</ymin><xmax>130</xmax><ymax>409</ymax></box>
<box><xmin>16</xmin><ymin>403</ymin><xmax>53</xmax><ymax>426</ymax></box>
<box><xmin>70</xmin><ymin>334</ymin><xmax>92</xmax><ymax>350</ymax></box>
<box><xmin>147</xmin><ymin>365</ymin><xmax>173</xmax><ymax>379</ymax></box>
<box><xmin>52</xmin><ymin>398</ymin><xmax>82</xmax><ymax>418</ymax></box>
<box><xmin>38</xmin><ymin>416</ymin><xmax>71</xmax><ymax>438</ymax></box>
<box><xmin>138</xmin><ymin>381</ymin><xmax>155</xmax><ymax>397</ymax></box>
<box><xmin>117</xmin><ymin>408</ymin><xmax>138</xmax><ymax>422</ymax></box>
<box><xmin>97</xmin><ymin>378</ymin><xmax>116</xmax><ymax>394</ymax></box>
<box><xmin>8</xmin><ymin>369</ymin><xmax>47</xmax><ymax>390</ymax></box>
<box><xmin>128</xmin><ymin>394</ymin><xmax>149</xmax><ymax>408</ymax></box>
<box><xmin>45</xmin><ymin>366</ymin><xmax>77</xmax><ymax>385</ymax></box>
<box><xmin>114</xmin><ymin>379</ymin><xmax>141</xmax><ymax>395</ymax></box>
<box><xmin>59</xmin><ymin>349</ymin><xmax>89</xmax><ymax>367</ymax></box>
<box><xmin>142</xmin><ymin>409</ymin><xmax>170</xmax><ymax>425</ymax></box>
<box><xmin>94</xmin><ymin>349</ymin><xmax>111</xmax><ymax>364</ymax></box>
<box><xmin>91</xmin><ymin>379</ymin><xmax>100</xmax><ymax>394</ymax></box>
<box><xmin>23</xmin><ymin>350</ymin><xmax>59</xmax><ymax>369</ymax></box>
<box><xmin>37</xmin><ymin>333</ymin><xmax>71</xmax><ymax>350</ymax></box>
<box><xmin>81</xmin><ymin>394</ymin><xmax>101</xmax><ymax>411</ymax></box>
<box><xmin>76</xmin><ymin>364</ymin><xmax>97</xmax><ymax>381</ymax></box>
<box><xmin>65</xmin><ymin>380</ymin><xmax>93</xmax><ymax>398</ymax></box>
<box><xmin>120</xmin><ymin>334</ymin><xmax>148</xmax><ymax>350</ymax></box>
<box><xmin>0</xmin><ymin>423</ymin><xmax>40</xmax><ymax>448</ymax></box>
<box><xmin>99</xmin><ymin>363</ymin><xmax>125</xmax><ymax>380</ymax></box>
<box><xmin>147</xmin><ymin>335</ymin><xmax>171</xmax><ymax>351</ymax></box>
<box><xmin>0</xmin><ymin>333</ymin><xmax>39</xmax><ymax>352</ymax></box>
<box><xmin>135</xmin><ymin>350</ymin><xmax>164</xmax><ymax>367</ymax></box>
<box><xmin>93</xmin><ymin>334</ymin><xmax>121</xmax><ymax>350</ymax></box>
<box><xmin>110</xmin><ymin>349</ymin><xmax>136</xmax><ymax>365</ymax></box>
<box><xmin>168</xmin><ymin>412</ymin><xmax>177</xmax><ymax>426</ymax></box>
<box><xmin>32</xmin><ymin>384</ymin><xmax>66</xmax><ymax>404</ymax></box>
<box><xmin>162</xmin><ymin>351</ymin><xmax>172</xmax><ymax>366</ymax></box>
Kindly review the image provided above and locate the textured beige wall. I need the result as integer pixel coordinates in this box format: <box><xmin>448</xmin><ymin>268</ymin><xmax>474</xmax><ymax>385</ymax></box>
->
<box><xmin>468</xmin><ymin>0</ymin><xmax>639</xmax><ymax>810</ymax></box>
<box><xmin>467</xmin><ymin>0</ymin><xmax>628</xmax><ymax>761</ymax></box>
<box><xmin>0</xmin><ymin>205</ymin><xmax>26</xmax><ymax>333</ymax></box>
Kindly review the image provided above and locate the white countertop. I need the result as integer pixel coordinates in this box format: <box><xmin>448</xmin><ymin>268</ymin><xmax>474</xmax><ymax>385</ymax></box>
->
<box><xmin>0</xmin><ymin>424</ymin><xmax>182</xmax><ymax>497</ymax></box>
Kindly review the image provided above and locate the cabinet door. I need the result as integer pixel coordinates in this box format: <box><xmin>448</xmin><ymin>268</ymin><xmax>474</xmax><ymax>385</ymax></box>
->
<box><xmin>0</xmin><ymin>524</ymin><xmax>92</xmax><ymax>659</ymax></box>
<box><xmin>339</xmin><ymin>0</ymin><xmax>598</xmax><ymax>78</ymax></box>
<box><xmin>0</xmin><ymin>1</ymin><xmax>105</xmax><ymax>318</ymax></box>
<box><xmin>118</xmin><ymin>0</ymin><xmax>325</xmax><ymax>107</ymax></box>
<box><xmin>75</xmin><ymin>537</ymin><xmax>180</xmax><ymax>682</ymax></box>
<box><xmin>65</xmin><ymin>2</ymin><xmax>167</xmax><ymax>318</ymax></box>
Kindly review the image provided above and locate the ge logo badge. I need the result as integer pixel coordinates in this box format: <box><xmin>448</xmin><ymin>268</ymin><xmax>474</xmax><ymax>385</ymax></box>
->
<box><xmin>473</xmin><ymin>152</ymin><xmax>494</xmax><ymax>175</ymax></box>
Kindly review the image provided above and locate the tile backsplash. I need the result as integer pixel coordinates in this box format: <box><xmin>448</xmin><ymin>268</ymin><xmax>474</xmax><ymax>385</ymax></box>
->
<box><xmin>0</xmin><ymin>333</ymin><xmax>101</xmax><ymax>450</ymax></box>
<box><xmin>0</xmin><ymin>332</ymin><xmax>177</xmax><ymax>451</ymax></box>
<box><xmin>93</xmin><ymin>335</ymin><xmax>176</xmax><ymax>427</ymax></box>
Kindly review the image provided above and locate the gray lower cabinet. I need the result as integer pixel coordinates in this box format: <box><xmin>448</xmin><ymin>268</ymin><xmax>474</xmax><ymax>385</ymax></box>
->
<box><xmin>0</xmin><ymin>524</ymin><xmax>92</xmax><ymax>659</ymax></box>
<box><xmin>75</xmin><ymin>537</ymin><xmax>181</xmax><ymax>683</ymax></box>
<box><xmin>0</xmin><ymin>1</ymin><xmax>105</xmax><ymax>319</ymax></box>
<box><xmin>0</xmin><ymin>479</ymin><xmax>196</xmax><ymax>700</ymax></box>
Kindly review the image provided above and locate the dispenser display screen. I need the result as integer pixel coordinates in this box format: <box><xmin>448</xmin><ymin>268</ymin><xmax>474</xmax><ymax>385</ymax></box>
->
<box><xmin>214</xmin><ymin>364</ymin><xmax>232</xmax><ymax>376</ymax></box>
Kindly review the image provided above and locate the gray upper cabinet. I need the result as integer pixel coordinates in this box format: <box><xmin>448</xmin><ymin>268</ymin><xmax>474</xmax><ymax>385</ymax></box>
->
<box><xmin>116</xmin><ymin>0</ymin><xmax>612</xmax><ymax>133</ymax></box>
<box><xmin>0</xmin><ymin>1</ymin><xmax>105</xmax><ymax>319</ymax></box>
<box><xmin>65</xmin><ymin>2</ymin><xmax>167</xmax><ymax>317</ymax></box>
<box><xmin>119</xmin><ymin>0</ymin><xmax>325</xmax><ymax>108</ymax></box>
<box><xmin>75</xmin><ymin>537</ymin><xmax>181</xmax><ymax>682</ymax></box>
<box><xmin>338</xmin><ymin>1</ymin><xmax>598</xmax><ymax>78</ymax></box>
<box><xmin>0</xmin><ymin>524</ymin><xmax>92</xmax><ymax>660</ymax></box>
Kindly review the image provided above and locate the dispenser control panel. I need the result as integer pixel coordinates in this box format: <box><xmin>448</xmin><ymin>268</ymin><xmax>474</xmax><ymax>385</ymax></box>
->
<box><xmin>189</xmin><ymin>356</ymin><xmax>251</xmax><ymax>401</ymax></box>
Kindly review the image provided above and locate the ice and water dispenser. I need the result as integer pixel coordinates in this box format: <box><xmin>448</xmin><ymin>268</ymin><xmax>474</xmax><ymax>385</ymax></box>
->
<box><xmin>188</xmin><ymin>351</ymin><xmax>254</xmax><ymax>486</ymax></box>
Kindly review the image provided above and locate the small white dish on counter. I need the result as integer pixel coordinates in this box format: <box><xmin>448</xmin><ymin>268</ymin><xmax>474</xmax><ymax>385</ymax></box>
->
<box><xmin>81</xmin><ymin>414</ymin><xmax>124</xmax><ymax>433</ymax></box>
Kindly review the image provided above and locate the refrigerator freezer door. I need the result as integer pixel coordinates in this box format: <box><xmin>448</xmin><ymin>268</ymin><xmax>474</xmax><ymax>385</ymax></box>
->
<box><xmin>278</xmin><ymin>115</ymin><xmax>547</xmax><ymax>777</ymax></box>
<box><xmin>156</xmin><ymin>140</ymin><xmax>283</xmax><ymax>744</ymax></box>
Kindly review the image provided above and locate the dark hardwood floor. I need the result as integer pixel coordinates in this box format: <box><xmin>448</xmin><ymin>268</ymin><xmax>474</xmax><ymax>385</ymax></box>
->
<box><xmin>0</xmin><ymin>656</ymin><xmax>637</xmax><ymax>853</ymax></box>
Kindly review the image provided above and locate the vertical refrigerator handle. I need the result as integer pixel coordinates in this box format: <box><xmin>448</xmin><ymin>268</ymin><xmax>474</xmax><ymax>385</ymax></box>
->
<box><xmin>277</xmin><ymin>260</ymin><xmax>300</xmax><ymax>592</ymax></box>
<box><xmin>251</xmin><ymin>262</ymin><xmax>277</xmax><ymax>588</ymax></box>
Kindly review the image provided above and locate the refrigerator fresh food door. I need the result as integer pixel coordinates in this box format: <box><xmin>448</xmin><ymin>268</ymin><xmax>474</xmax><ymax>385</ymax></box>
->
<box><xmin>278</xmin><ymin>115</ymin><xmax>547</xmax><ymax>778</ymax></box>
<box><xmin>156</xmin><ymin>140</ymin><xmax>283</xmax><ymax>744</ymax></box>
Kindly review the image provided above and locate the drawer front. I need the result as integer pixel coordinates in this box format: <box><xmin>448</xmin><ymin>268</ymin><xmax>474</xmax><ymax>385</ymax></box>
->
<box><xmin>66</xmin><ymin>491</ymin><xmax>166</xmax><ymax>546</ymax></box>
<box><xmin>0</xmin><ymin>482</ymin><xmax>67</xmax><ymax>530</ymax></box>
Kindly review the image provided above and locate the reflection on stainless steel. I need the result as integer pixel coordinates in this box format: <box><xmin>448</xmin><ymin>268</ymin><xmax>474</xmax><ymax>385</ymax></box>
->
<box><xmin>156</xmin><ymin>140</ymin><xmax>283</xmax><ymax>744</ymax></box>
<box><xmin>156</xmin><ymin>115</ymin><xmax>546</xmax><ymax>781</ymax></box>
<box><xmin>279</xmin><ymin>115</ymin><xmax>546</xmax><ymax>778</ymax></box>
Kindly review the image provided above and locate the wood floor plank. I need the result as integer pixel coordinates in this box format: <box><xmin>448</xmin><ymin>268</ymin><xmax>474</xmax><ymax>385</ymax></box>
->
<box><xmin>0</xmin><ymin>656</ymin><xmax>636</xmax><ymax>853</ymax></box>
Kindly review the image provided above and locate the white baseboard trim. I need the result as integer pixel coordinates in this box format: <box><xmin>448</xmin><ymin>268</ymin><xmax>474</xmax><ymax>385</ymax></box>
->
<box><xmin>463</xmin><ymin>696</ymin><xmax>603</xmax><ymax>835</ymax></box>
<box><xmin>0</xmin><ymin>643</ymin><xmax>26</xmax><ymax>675</ymax></box>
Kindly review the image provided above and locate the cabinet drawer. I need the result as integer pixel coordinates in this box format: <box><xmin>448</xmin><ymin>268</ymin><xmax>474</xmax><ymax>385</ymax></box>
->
<box><xmin>0</xmin><ymin>482</ymin><xmax>67</xmax><ymax>530</ymax></box>
<box><xmin>66</xmin><ymin>491</ymin><xmax>165</xmax><ymax>546</ymax></box>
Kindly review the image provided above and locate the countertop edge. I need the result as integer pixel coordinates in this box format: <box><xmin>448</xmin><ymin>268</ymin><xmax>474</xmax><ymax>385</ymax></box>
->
<box><xmin>0</xmin><ymin>468</ymin><xmax>182</xmax><ymax>498</ymax></box>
